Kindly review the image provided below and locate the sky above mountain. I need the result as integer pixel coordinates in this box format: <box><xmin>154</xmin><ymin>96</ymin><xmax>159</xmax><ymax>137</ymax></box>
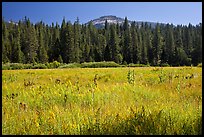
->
<box><xmin>2</xmin><ymin>2</ymin><xmax>202</xmax><ymax>26</ymax></box>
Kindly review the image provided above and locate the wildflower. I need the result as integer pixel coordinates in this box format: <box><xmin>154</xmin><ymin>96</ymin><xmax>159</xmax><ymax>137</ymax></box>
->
<box><xmin>35</xmin><ymin>121</ymin><xmax>40</xmax><ymax>128</ymax></box>
<box><xmin>50</xmin><ymin>111</ymin><xmax>55</xmax><ymax>120</ymax></box>
<box><xmin>71</xmin><ymin>123</ymin><xmax>77</xmax><ymax>129</ymax></box>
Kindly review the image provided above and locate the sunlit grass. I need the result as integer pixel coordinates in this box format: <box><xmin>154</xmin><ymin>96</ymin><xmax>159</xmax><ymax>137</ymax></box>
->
<box><xmin>2</xmin><ymin>67</ymin><xmax>202</xmax><ymax>135</ymax></box>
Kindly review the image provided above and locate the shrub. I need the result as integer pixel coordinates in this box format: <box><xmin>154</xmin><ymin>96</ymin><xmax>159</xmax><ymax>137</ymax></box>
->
<box><xmin>128</xmin><ymin>63</ymin><xmax>150</xmax><ymax>67</ymax></box>
<box><xmin>81</xmin><ymin>61</ymin><xmax>120</xmax><ymax>68</ymax></box>
<box><xmin>53</xmin><ymin>61</ymin><xmax>60</xmax><ymax>68</ymax></box>
<box><xmin>2</xmin><ymin>63</ymin><xmax>11</xmax><ymax>70</ymax></box>
<box><xmin>10</xmin><ymin>63</ymin><xmax>24</xmax><ymax>70</ymax></box>
<box><xmin>2</xmin><ymin>63</ymin><xmax>34</xmax><ymax>70</ymax></box>
<box><xmin>160</xmin><ymin>63</ymin><xmax>170</xmax><ymax>67</ymax></box>
<box><xmin>197</xmin><ymin>63</ymin><xmax>202</xmax><ymax>67</ymax></box>
<box><xmin>23</xmin><ymin>64</ymin><xmax>33</xmax><ymax>69</ymax></box>
<box><xmin>45</xmin><ymin>61</ymin><xmax>60</xmax><ymax>69</ymax></box>
<box><xmin>45</xmin><ymin>62</ymin><xmax>51</xmax><ymax>68</ymax></box>
<box><xmin>58</xmin><ymin>63</ymin><xmax>81</xmax><ymax>68</ymax></box>
<box><xmin>123</xmin><ymin>61</ymin><xmax>127</xmax><ymax>65</ymax></box>
<box><xmin>31</xmin><ymin>64</ymin><xmax>47</xmax><ymax>69</ymax></box>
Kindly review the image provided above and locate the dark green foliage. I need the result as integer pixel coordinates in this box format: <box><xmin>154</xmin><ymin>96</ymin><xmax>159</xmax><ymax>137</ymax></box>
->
<box><xmin>57</xmin><ymin>55</ymin><xmax>63</xmax><ymax>63</ymax></box>
<box><xmin>152</xmin><ymin>24</ymin><xmax>163</xmax><ymax>66</ymax></box>
<box><xmin>160</xmin><ymin>63</ymin><xmax>170</xmax><ymax>67</ymax></box>
<box><xmin>11</xmin><ymin>27</ymin><xmax>24</xmax><ymax>63</ymax></box>
<box><xmin>2</xmin><ymin>17</ymin><xmax>202</xmax><ymax>67</ymax></box>
<box><xmin>2</xmin><ymin>63</ymin><xmax>32</xmax><ymax>70</ymax></box>
<box><xmin>2</xmin><ymin>62</ymin><xmax>154</xmax><ymax>70</ymax></box>
<box><xmin>32</xmin><ymin>63</ymin><xmax>47</xmax><ymax>69</ymax></box>
<box><xmin>45</xmin><ymin>61</ymin><xmax>61</xmax><ymax>69</ymax></box>
<box><xmin>104</xmin><ymin>44</ymin><xmax>111</xmax><ymax>61</ymax></box>
<box><xmin>22</xmin><ymin>19</ymin><xmax>39</xmax><ymax>63</ymax></box>
<box><xmin>127</xmin><ymin>69</ymin><xmax>135</xmax><ymax>85</ymax></box>
<box><xmin>122</xmin><ymin>17</ymin><xmax>133</xmax><ymax>64</ymax></box>
<box><xmin>109</xmin><ymin>24</ymin><xmax>120</xmax><ymax>63</ymax></box>
<box><xmin>37</xmin><ymin>26</ymin><xmax>48</xmax><ymax>63</ymax></box>
<box><xmin>2</xmin><ymin>18</ymin><xmax>12</xmax><ymax>63</ymax></box>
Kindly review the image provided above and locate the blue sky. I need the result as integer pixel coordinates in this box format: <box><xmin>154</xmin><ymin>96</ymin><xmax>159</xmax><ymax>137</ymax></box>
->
<box><xmin>2</xmin><ymin>2</ymin><xmax>202</xmax><ymax>26</ymax></box>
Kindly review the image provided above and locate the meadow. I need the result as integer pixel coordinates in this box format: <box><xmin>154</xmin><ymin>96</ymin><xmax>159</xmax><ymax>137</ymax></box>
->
<box><xmin>2</xmin><ymin>67</ymin><xmax>202</xmax><ymax>135</ymax></box>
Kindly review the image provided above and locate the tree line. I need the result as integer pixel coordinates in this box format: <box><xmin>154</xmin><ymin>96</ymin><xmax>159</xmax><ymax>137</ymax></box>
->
<box><xmin>2</xmin><ymin>17</ymin><xmax>202</xmax><ymax>66</ymax></box>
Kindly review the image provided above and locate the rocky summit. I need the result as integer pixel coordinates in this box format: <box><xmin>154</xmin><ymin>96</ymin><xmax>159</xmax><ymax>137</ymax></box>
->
<box><xmin>87</xmin><ymin>15</ymin><xmax>160</xmax><ymax>29</ymax></box>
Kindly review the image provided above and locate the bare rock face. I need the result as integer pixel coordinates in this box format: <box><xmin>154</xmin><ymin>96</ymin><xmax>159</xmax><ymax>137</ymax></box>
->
<box><xmin>87</xmin><ymin>15</ymin><xmax>160</xmax><ymax>29</ymax></box>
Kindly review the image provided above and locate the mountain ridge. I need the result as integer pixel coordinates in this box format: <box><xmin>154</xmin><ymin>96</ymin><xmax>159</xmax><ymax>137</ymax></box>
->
<box><xmin>87</xmin><ymin>15</ymin><xmax>162</xmax><ymax>28</ymax></box>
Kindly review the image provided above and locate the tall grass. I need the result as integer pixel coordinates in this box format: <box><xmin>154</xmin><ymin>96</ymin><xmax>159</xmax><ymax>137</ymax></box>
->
<box><xmin>2</xmin><ymin>67</ymin><xmax>202</xmax><ymax>135</ymax></box>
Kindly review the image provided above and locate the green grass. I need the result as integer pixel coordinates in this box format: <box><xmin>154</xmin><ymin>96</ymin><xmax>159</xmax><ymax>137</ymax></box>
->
<box><xmin>2</xmin><ymin>67</ymin><xmax>202</xmax><ymax>135</ymax></box>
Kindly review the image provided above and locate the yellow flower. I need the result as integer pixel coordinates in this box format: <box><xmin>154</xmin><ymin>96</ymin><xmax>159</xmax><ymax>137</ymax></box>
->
<box><xmin>33</xmin><ymin>118</ymin><xmax>40</xmax><ymax>128</ymax></box>
<box><xmin>50</xmin><ymin>112</ymin><xmax>55</xmax><ymax>119</ymax></box>
<box><xmin>35</xmin><ymin>121</ymin><xmax>39</xmax><ymax>128</ymax></box>
<box><xmin>71</xmin><ymin>123</ymin><xmax>77</xmax><ymax>129</ymax></box>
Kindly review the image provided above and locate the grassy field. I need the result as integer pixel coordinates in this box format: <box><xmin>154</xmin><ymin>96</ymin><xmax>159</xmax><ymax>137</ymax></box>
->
<box><xmin>2</xmin><ymin>67</ymin><xmax>202</xmax><ymax>135</ymax></box>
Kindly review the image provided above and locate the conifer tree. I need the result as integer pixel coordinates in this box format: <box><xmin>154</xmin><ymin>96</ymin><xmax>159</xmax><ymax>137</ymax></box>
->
<box><xmin>37</xmin><ymin>27</ymin><xmax>48</xmax><ymax>63</ymax></box>
<box><xmin>2</xmin><ymin>18</ymin><xmax>10</xmax><ymax>63</ymax></box>
<box><xmin>2</xmin><ymin>16</ymin><xmax>202</xmax><ymax>67</ymax></box>
<box><xmin>11</xmin><ymin>26</ymin><xmax>23</xmax><ymax>63</ymax></box>
<box><xmin>152</xmin><ymin>24</ymin><xmax>163</xmax><ymax>65</ymax></box>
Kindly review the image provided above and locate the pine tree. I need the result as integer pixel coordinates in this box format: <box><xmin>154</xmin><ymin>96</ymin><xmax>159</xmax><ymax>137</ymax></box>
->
<box><xmin>152</xmin><ymin>24</ymin><xmax>163</xmax><ymax>65</ymax></box>
<box><xmin>37</xmin><ymin>27</ymin><xmax>48</xmax><ymax>63</ymax></box>
<box><xmin>104</xmin><ymin>44</ymin><xmax>111</xmax><ymax>61</ymax></box>
<box><xmin>145</xmin><ymin>23</ymin><xmax>153</xmax><ymax>65</ymax></box>
<box><xmin>131</xmin><ymin>22</ymin><xmax>141</xmax><ymax>64</ymax></box>
<box><xmin>104</xmin><ymin>22</ymin><xmax>111</xmax><ymax>62</ymax></box>
<box><xmin>191</xmin><ymin>23</ymin><xmax>202</xmax><ymax>66</ymax></box>
<box><xmin>73</xmin><ymin>17</ymin><xmax>80</xmax><ymax>63</ymax></box>
<box><xmin>2</xmin><ymin>16</ymin><xmax>202</xmax><ymax>67</ymax></box>
<box><xmin>109</xmin><ymin>24</ymin><xmax>120</xmax><ymax>63</ymax></box>
<box><xmin>48</xmin><ymin>22</ymin><xmax>59</xmax><ymax>62</ymax></box>
<box><xmin>95</xmin><ymin>34</ymin><xmax>105</xmax><ymax>62</ymax></box>
<box><xmin>60</xmin><ymin>17</ymin><xmax>67</xmax><ymax>62</ymax></box>
<box><xmin>22</xmin><ymin>18</ymin><xmax>39</xmax><ymax>63</ymax></box>
<box><xmin>186</xmin><ymin>23</ymin><xmax>193</xmax><ymax>56</ymax></box>
<box><xmin>174</xmin><ymin>25</ymin><xmax>189</xmax><ymax>66</ymax></box>
<box><xmin>140</xmin><ymin>23</ymin><xmax>148</xmax><ymax>64</ymax></box>
<box><xmin>11</xmin><ymin>26</ymin><xmax>23</xmax><ymax>63</ymax></box>
<box><xmin>64</xmin><ymin>21</ymin><xmax>75</xmax><ymax>63</ymax></box>
<box><xmin>164</xmin><ymin>24</ymin><xmax>175</xmax><ymax>65</ymax></box>
<box><xmin>2</xmin><ymin>18</ymin><xmax>10</xmax><ymax>63</ymax></box>
<box><xmin>123</xmin><ymin>17</ymin><xmax>132</xmax><ymax>63</ymax></box>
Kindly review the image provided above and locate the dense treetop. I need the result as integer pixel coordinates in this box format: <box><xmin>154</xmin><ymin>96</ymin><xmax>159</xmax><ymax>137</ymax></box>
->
<box><xmin>2</xmin><ymin>17</ymin><xmax>202</xmax><ymax>66</ymax></box>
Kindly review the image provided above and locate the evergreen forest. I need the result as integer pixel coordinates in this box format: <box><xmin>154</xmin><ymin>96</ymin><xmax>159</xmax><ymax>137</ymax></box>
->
<box><xmin>2</xmin><ymin>17</ymin><xmax>202</xmax><ymax>66</ymax></box>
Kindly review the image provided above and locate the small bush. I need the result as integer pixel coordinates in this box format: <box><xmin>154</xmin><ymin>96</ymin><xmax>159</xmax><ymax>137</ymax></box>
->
<box><xmin>45</xmin><ymin>61</ymin><xmax>61</xmax><ymax>69</ymax></box>
<box><xmin>160</xmin><ymin>63</ymin><xmax>170</xmax><ymax>67</ymax></box>
<box><xmin>2</xmin><ymin>63</ymin><xmax>42</xmax><ymax>70</ymax></box>
<box><xmin>53</xmin><ymin>61</ymin><xmax>60</xmax><ymax>68</ymax></box>
<box><xmin>23</xmin><ymin>64</ymin><xmax>33</xmax><ymax>69</ymax></box>
<box><xmin>81</xmin><ymin>61</ymin><xmax>120</xmax><ymax>68</ymax></box>
<box><xmin>59</xmin><ymin>63</ymin><xmax>81</xmax><ymax>68</ymax></box>
<box><xmin>128</xmin><ymin>63</ymin><xmax>150</xmax><ymax>67</ymax></box>
<box><xmin>2</xmin><ymin>63</ymin><xmax>31</xmax><ymax>70</ymax></box>
<box><xmin>120</xmin><ymin>65</ymin><xmax>126</xmax><ymax>67</ymax></box>
<box><xmin>32</xmin><ymin>64</ymin><xmax>47</xmax><ymax>69</ymax></box>
<box><xmin>197</xmin><ymin>63</ymin><xmax>202</xmax><ymax>67</ymax></box>
<box><xmin>10</xmin><ymin>63</ymin><xmax>24</xmax><ymax>70</ymax></box>
<box><xmin>2</xmin><ymin>63</ymin><xmax>11</xmax><ymax>70</ymax></box>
